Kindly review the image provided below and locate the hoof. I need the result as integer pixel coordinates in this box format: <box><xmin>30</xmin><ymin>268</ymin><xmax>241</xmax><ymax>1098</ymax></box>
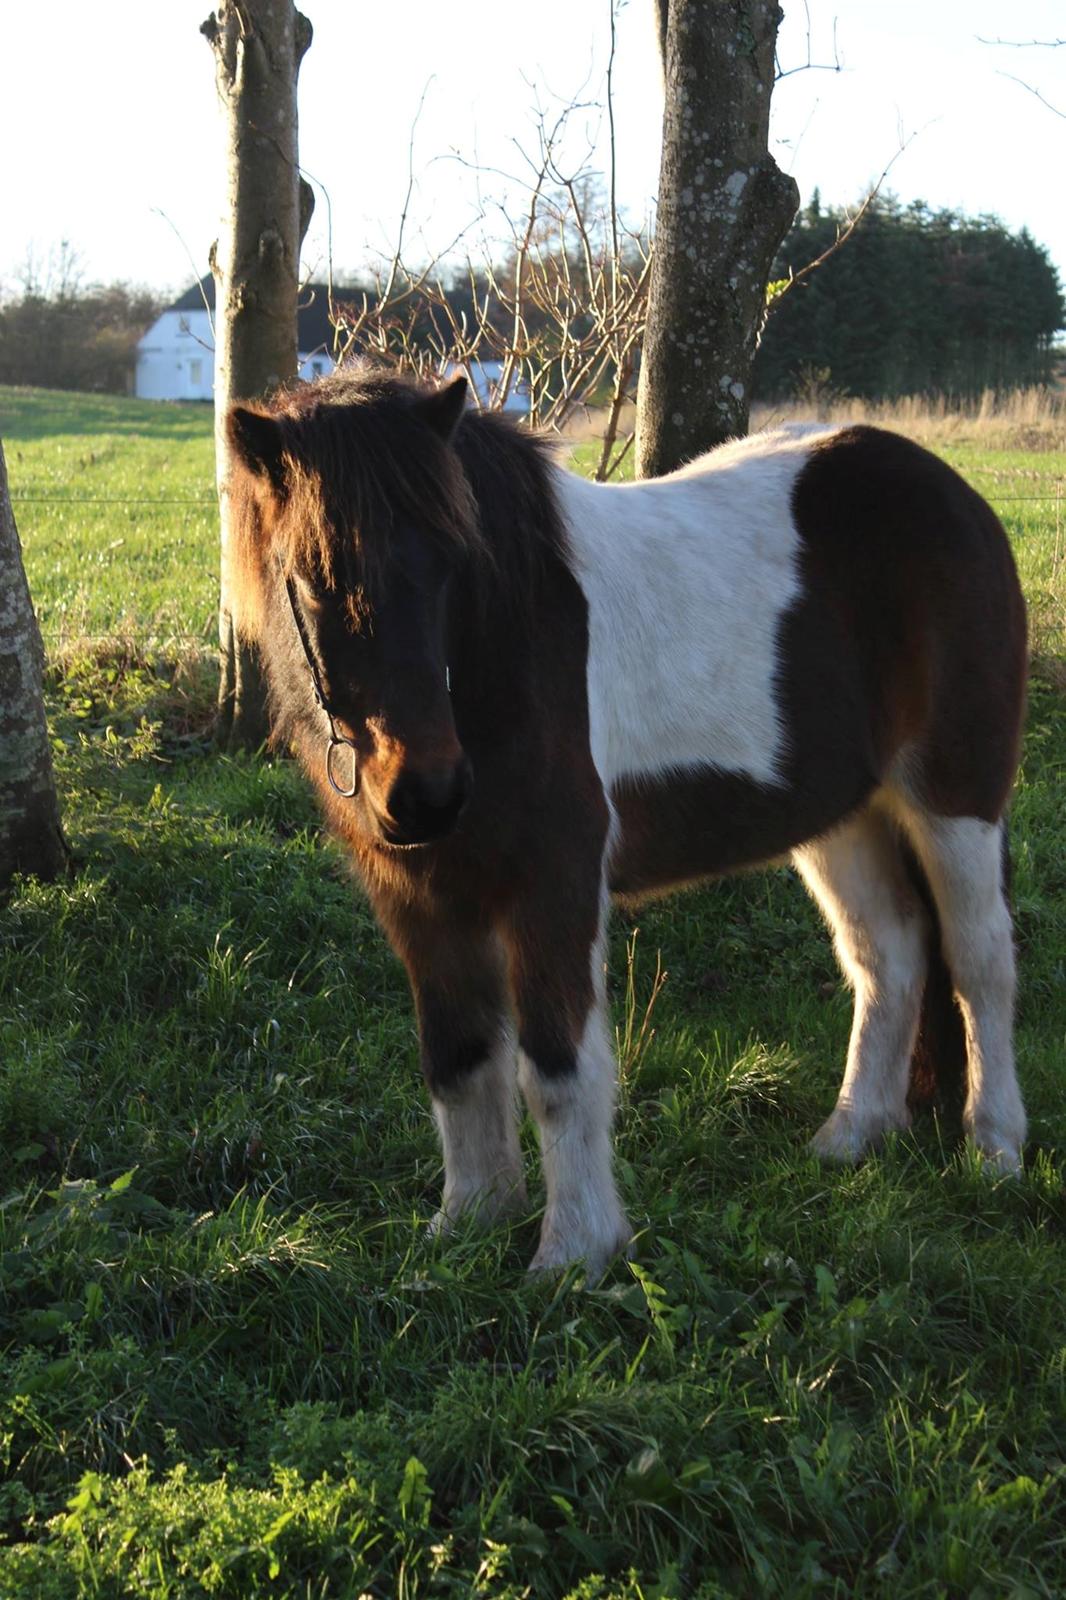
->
<box><xmin>428</xmin><ymin>1178</ymin><xmax>528</xmax><ymax>1239</ymax></box>
<box><xmin>809</xmin><ymin>1106</ymin><xmax>909</xmax><ymax>1165</ymax></box>
<box><xmin>527</xmin><ymin>1212</ymin><xmax>633</xmax><ymax>1279</ymax></box>
<box><xmin>967</xmin><ymin>1104</ymin><xmax>1025</xmax><ymax>1177</ymax></box>
<box><xmin>968</xmin><ymin>1131</ymin><xmax>1023</xmax><ymax>1176</ymax></box>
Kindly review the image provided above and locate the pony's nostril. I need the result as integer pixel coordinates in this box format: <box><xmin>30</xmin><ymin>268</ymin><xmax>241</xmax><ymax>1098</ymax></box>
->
<box><xmin>383</xmin><ymin>759</ymin><xmax>472</xmax><ymax>844</ymax></box>
<box><xmin>416</xmin><ymin>760</ymin><xmax>472</xmax><ymax>813</ymax></box>
<box><xmin>421</xmin><ymin>770</ymin><xmax>460</xmax><ymax>812</ymax></box>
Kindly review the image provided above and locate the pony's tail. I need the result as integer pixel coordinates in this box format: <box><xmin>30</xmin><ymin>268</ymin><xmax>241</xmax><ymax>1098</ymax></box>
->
<box><xmin>901</xmin><ymin>837</ymin><xmax>967</xmax><ymax>1116</ymax></box>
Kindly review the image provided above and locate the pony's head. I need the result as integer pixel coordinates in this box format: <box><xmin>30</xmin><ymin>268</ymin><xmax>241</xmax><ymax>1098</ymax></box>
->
<box><xmin>226</xmin><ymin>369</ymin><xmax>480</xmax><ymax>846</ymax></box>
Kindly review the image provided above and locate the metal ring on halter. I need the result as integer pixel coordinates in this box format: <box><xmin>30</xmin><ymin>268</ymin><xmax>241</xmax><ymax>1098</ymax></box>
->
<box><xmin>326</xmin><ymin>733</ymin><xmax>359</xmax><ymax>798</ymax></box>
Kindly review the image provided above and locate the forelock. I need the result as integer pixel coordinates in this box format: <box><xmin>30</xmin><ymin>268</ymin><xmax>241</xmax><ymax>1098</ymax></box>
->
<box><xmin>267</xmin><ymin>368</ymin><xmax>483</xmax><ymax>598</ymax></box>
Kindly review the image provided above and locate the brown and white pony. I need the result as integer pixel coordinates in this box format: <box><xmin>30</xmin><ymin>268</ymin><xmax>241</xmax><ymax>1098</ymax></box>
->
<box><xmin>226</xmin><ymin>366</ymin><xmax>1027</xmax><ymax>1273</ymax></box>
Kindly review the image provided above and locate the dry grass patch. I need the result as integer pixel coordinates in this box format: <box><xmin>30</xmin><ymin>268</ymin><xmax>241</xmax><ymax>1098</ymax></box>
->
<box><xmin>752</xmin><ymin>386</ymin><xmax>1066</xmax><ymax>453</ymax></box>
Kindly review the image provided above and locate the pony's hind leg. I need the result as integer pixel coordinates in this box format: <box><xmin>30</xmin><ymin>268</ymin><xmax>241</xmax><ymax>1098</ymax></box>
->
<box><xmin>793</xmin><ymin>809</ymin><xmax>929</xmax><ymax>1163</ymax></box>
<box><xmin>506</xmin><ymin>872</ymin><xmax>631</xmax><ymax>1275</ymax></box>
<box><xmin>405</xmin><ymin>926</ymin><xmax>526</xmax><ymax>1232</ymax></box>
<box><xmin>896</xmin><ymin>811</ymin><xmax>1025</xmax><ymax>1172</ymax></box>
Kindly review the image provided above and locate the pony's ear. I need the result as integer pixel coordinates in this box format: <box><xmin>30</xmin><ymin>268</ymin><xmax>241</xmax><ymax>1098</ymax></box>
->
<box><xmin>227</xmin><ymin>406</ymin><xmax>288</xmax><ymax>494</ymax></box>
<box><xmin>414</xmin><ymin>375</ymin><xmax>468</xmax><ymax>443</ymax></box>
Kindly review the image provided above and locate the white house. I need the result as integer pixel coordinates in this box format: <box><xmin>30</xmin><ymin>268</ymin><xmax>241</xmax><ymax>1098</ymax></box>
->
<box><xmin>457</xmin><ymin>359</ymin><xmax>528</xmax><ymax>415</ymax></box>
<box><xmin>136</xmin><ymin>277</ymin><xmax>529</xmax><ymax>414</ymax></box>
<box><xmin>135</xmin><ymin>277</ymin><xmax>336</xmax><ymax>401</ymax></box>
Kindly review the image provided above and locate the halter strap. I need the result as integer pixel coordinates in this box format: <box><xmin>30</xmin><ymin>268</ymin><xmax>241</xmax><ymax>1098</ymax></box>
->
<box><xmin>284</xmin><ymin>575</ymin><xmax>360</xmax><ymax>798</ymax></box>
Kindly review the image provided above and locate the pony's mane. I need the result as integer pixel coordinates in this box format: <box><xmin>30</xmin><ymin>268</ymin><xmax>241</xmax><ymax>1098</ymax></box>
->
<box><xmin>251</xmin><ymin>368</ymin><xmax>479</xmax><ymax>603</ymax></box>
<box><xmin>234</xmin><ymin>365</ymin><xmax>567</xmax><ymax>627</ymax></box>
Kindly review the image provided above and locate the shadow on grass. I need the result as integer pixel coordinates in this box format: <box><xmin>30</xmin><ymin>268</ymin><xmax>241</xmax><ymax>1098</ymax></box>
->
<box><xmin>0</xmin><ymin>385</ymin><xmax>214</xmax><ymax>444</ymax></box>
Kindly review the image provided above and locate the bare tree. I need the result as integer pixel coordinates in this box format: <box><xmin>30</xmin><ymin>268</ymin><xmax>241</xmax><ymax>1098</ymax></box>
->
<box><xmin>980</xmin><ymin>33</ymin><xmax>1066</xmax><ymax>118</ymax></box>
<box><xmin>0</xmin><ymin>440</ymin><xmax>68</xmax><ymax>893</ymax></box>
<box><xmin>330</xmin><ymin>92</ymin><xmax>651</xmax><ymax>481</ymax></box>
<box><xmin>636</xmin><ymin>1</ymin><xmax>799</xmax><ymax>476</ymax></box>
<box><xmin>202</xmin><ymin>0</ymin><xmax>314</xmax><ymax>751</ymax></box>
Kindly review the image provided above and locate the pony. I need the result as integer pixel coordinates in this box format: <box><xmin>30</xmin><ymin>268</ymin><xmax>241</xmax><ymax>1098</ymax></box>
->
<box><xmin>225</xmin><ymin>366</ymin><xmax>1028</xmax><ymax>1274</ymax></box>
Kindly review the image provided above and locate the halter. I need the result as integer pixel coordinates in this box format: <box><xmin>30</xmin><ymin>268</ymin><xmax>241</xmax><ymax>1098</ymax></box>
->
<box><xmin>284</xmin><ymin>575</ymin><xmax>360</xmax><ymax>798</ymax></box>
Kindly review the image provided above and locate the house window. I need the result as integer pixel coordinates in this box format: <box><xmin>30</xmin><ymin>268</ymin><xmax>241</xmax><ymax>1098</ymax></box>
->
<box><xmin>311</xmin><ymin>360</ymin><xmax>324</xmax><ymax>377</ymax></box>
<box><xmin>189</xmin><ymin>358</ymin><xmax>203</xmax><ymax>386</ymax></box>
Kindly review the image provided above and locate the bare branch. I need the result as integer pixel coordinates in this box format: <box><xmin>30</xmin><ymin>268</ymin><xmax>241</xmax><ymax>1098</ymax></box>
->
<box><xmin>381</xmin><ymin>77</ymin><xmax>436</xmax><ymax>307</ymax></box>
<box><xmin>774</xmin><ymin>2</ymin><xmax>842</xmax><ymax>80</ymax></box>
<box><xmin>996</xmin><ymin>70</ymin><xmax>1066</xmax><ymax>118</ymax></box>
<box><xmin>327</xmin><ymin>72</ymin><xmax>650</xmax><ymax>448</ymax></box>
<box><xmin>603</xmin><ymin>428</ymin><xmax>635</xmax><ymax>480</ymax></box>
<box><xmin>770</xmin><ymin>126</ymin><xmax>921</xmax><ymax>306</ymax></box>
<box><xmin>150</xmin><ymin>207</ymin><xmax>216</xmax><ymax>339</ymax></box>
<box><xmin>606</xmin><ymin>0</ymin><xmax>621</xmax><ymax>269</ymax></box>
<box><xmin>977</xmin><ymin>35</ymin><xmax>1065</xmax><ymax>48</ymax></box>
<box><xmin>297</xmin><ymin>163</ymin><xmax>337</xmax><ymax>330</ymax></box>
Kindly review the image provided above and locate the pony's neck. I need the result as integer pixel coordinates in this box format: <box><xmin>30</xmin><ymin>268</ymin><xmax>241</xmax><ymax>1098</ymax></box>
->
<box><xmin>445</xmin><ymin>414</ymin><xmax>587</xmax><ymax>706</ymax></box>
<box><xmin>452</xmin><ymin>411</ymin><xmax>569</xmax><ymax>584</ymax></box>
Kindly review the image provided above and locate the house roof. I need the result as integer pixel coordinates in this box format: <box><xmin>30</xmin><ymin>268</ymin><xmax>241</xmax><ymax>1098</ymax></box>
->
<box><xmin>168</xmin><ymin>275</ymin><xmax>347</xmax><ymax>356</ymax></box>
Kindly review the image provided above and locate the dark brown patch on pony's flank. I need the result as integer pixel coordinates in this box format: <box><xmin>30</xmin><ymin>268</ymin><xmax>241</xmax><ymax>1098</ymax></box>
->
<box><xmin>793</xmin><ymin>426</ymin><xmax>1027</xmax><ymax>821</ymax></box>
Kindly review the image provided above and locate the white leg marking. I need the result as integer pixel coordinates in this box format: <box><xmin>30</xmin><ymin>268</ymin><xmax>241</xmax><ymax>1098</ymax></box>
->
<box><xmin>430</xmin><ymin>1027</ymin><xmax>527</xmax><ymax>1234</ymax></box>
<box><xmin>793</xmin><ymin>810</ymin><xmax>928</xmax><ymax>1163</ymax></box>
<box><xmin>519</xmin><ymin>900</ymin><xmax>631</xmax><ymax>1275</ymax></box>
<box><xmin>903</xmin><ymin>814</ymin><xmax>1025</xmax><ymax>1172</ymax></box>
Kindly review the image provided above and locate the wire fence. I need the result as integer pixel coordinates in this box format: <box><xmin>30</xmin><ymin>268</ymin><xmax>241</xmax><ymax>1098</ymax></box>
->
<box><xmin>9</xmin><ymin>489</ymin><xmax>1064</xmax><ymax>506</ymax></box>
<box><xmin>11</xmin><ymin>495</ymin><xmax>216</xmax><ymax>506</ymax></box>
<box><xmin>19</xmin><ymin>475</ymin><xmax>1059</xmax><ymax>665</ymax></box>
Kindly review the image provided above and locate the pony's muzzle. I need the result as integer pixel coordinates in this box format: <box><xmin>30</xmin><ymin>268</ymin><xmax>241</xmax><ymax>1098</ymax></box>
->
<box><xmin>380</xmin><ymin>756</ymin><xmax>473</xmax><ymax>845</ymax></box>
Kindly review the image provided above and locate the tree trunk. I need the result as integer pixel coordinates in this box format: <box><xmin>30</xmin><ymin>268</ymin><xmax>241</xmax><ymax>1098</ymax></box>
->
<box><xmin>0</xmin><ymin>440</ymin><xmax>69</xmax><ymax>893</ymax></box>
<box><xmin>636</xmin><ymin>0</ymin><xmax>799</xmax><ymax>477</ymax></box>
<box><xmin>202</xmin><ymin>0</ymin><xmax>314</xmax><ymax>751</ymax></box>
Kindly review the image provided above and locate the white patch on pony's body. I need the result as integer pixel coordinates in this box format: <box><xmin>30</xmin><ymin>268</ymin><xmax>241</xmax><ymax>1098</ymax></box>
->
<box><xmin>555</xmin><ymin>426</ymin><xmax>832</xmax><ymax>792</ymax></box>
<box><xmin>429</xmin><ymin>1029</ymin><xmax>527</xmax><ymax>1234</ymax></box>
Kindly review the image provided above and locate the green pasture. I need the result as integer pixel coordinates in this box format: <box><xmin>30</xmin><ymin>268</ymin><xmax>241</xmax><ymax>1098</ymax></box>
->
<box><xmin>1</xmin><ymin>388</ymin><xmax>1064</xmax><ymax>1597</ymax></box>
<box><xmin>0</xmin><ymin>388</ymin><xmax>217</xmax><ymax>646</ymax></box>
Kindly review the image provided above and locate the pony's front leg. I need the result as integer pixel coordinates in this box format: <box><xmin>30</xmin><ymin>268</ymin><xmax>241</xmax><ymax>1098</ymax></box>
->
<box><xmin>506</xmin><ymin>875</ymin><xmax>631</xmax><ymax>1276</ymax></box>
<box><xmin>404</xmin><ymin>927</ymin><xmax>526</xmax><ymax>1233</ymax></box>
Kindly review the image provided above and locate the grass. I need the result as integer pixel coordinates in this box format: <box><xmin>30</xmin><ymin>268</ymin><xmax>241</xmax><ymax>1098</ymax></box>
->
<box><xmin>0</xmin><ymin>387</ymin><xmax>217</xmax><ymax>647</ymax></box>
<box><xmin>1</xmin><ymin>386</ymin><xmax>1065</xmax><ymax>1597</ymax></box>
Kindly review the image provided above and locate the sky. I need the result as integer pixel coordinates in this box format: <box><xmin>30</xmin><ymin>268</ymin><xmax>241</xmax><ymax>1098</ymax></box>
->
<box><xmin>2</xmin><ymin>1</ymin><xmax>1064</xmax><ymax>300</ymax></box>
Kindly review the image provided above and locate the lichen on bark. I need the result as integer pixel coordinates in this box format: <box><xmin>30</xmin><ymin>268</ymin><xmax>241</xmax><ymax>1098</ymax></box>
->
<box><xmin>0</xmin><ymin>439</ymin><xmax>69</xmax><ymax>892</ymax></box>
